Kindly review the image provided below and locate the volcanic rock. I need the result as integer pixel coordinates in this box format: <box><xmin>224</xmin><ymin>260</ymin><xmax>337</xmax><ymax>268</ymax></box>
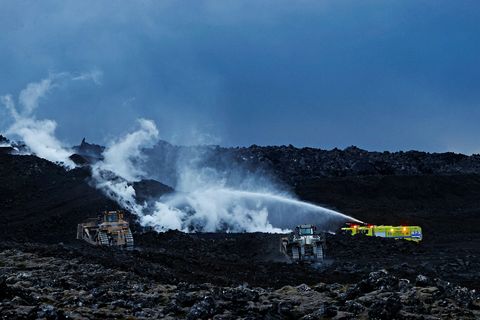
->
<box><xmin>143</xmin><ymin>140</ymin><xmax>480</xmax><ymax>186</ymax></box>
<box><xmin>1</xmin><ymin>138</ymin><xmax>480</xmax><ymax>318</ymax></box>
<box><xmin>72</xmin><ymin>138</ymin><xmax>105</xmax><ymax>162</ymax></box>
<box><xmin>133</xmin><ymin>179</ymin><xmax>174</xmax><ymax>203</ymax></box>
<box><xmin>0</xmin><ymin>153</ymin><xmax>118</xmax><ymax>243</ymax></box>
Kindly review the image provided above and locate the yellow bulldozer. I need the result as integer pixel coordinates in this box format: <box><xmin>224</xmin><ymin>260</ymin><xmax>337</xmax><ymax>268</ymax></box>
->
<box><xmin>77</xmin><ymin>210</ymin><xmax>134</xmax><ymax>250</ymax></box>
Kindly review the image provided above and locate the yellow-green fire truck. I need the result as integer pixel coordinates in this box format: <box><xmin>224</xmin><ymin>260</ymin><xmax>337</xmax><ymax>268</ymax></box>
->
<box><xmin>341</xmin><ymin>224</ymin><xmax>422</xmax><ymax>242</ymax></box>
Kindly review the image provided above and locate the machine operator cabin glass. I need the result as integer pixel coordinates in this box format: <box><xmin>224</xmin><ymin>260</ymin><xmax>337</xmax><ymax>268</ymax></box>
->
<box><xmin>107</xmin><ymin>213</ymin><xmax>118</xmax><ymax>222</ymax></box>
<box><xmin>299</xmin><ymin>228</ymin><xmax>313</xmax><ymax>235</ymax></box>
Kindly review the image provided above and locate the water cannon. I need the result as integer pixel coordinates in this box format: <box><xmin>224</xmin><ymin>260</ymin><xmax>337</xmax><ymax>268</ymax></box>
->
<box><xmin>345</xmin><ymin>222</ymin><xmax>367</xmax><ymax>228</ymax></box>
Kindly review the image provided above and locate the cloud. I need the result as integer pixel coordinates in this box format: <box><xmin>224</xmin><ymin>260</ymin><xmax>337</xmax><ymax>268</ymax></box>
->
<box><xmin>72</xmin><ymin>69</ymin><xmax>103</xmax><ymax>85</ymax></box>
<box><xmin>2</xmin><ymin>1</ymin><xmax>479</xmax><ymax>152</ymax></box>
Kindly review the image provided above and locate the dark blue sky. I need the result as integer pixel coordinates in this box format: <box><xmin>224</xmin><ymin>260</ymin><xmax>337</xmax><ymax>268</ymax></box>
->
<box><xmin>1</xmin><ymin>1</ymin><xmax>480</xmax><ymax>152</ymax></box>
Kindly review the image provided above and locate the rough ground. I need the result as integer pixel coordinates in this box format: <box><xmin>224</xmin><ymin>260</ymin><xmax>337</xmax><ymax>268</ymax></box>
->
<box><xmin>0</xmin><ymin>233</ymin><xmax>479</xmax><ymax>319</ymax></box>
<box><xmin>1</xmin><ymin>147</ymin><xmax>480</xmax><ymax>318</ymax></box>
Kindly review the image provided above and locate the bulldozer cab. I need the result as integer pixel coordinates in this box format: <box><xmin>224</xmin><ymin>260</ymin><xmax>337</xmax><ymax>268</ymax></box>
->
<box><xmin>295</xmin><ymin>224</ymin><xmax>318</xmax><ymax>237</ymax></box>
<box><xmin>103</xmin><ymin>211</ymin><xmax>122</xmax><ymax>223</ymax></box>
<box><xmin>297</xmin><ymin>225</ymin><xmax>314</xmax><ymax>236</ymax></box>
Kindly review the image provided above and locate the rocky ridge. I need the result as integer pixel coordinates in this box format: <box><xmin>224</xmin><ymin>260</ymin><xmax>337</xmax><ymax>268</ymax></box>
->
<box><xmin>142</xmin><ymin>141</ymin><xmax>480</xmax><ymax>188</ymax></box>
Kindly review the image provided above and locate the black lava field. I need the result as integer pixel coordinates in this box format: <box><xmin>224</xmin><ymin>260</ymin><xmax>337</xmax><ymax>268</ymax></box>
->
<box><xmin>0</xmin><ymin>139</ymin><xmax>479</xmax><ymax>319</ymax></box>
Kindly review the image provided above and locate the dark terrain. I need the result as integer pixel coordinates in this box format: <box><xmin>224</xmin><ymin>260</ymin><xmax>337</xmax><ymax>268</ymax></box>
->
<box><xmin>0</xmin><ymin>136</ymin><xmax>479</xmax><ymax>319</ymax></box>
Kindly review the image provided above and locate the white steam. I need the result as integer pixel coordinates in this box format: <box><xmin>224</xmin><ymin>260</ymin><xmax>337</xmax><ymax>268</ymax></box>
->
<box><xmin>140</xmin><ymin>176</ymin><xmax>362</xmax><ymax>233</ymax></box>
<box><xmin>72</xmin><ymin>69</ymin><xmax>103</xmax><ymax>85</ymax></box>
<box><xmin>91</xmin><ymin>119</ymin><xmax>159</xmax><ymax>214</ymax></box>
<box><xmin>2</xmin><ymin>75</ymin><xmax>362</xmax><ymax>234</ymax></box>
<box><xmin>9</xmin><ymin>118</ymin><xmax>74</xmax><ymax>165</ymax></box>
<box><xmin>91</xmin><ymin>122</ymin><xmax>361</xmax><ymax>233</ymax></box>
<box><xmin>18</xmin><ymin>76</ymin><xmax>56</xmax><ymax>115</ymax></box>
<box><xmin>92</xmin><ymin>174</ymin><xmax>140</xmax><ymax>213</ymax></box>
<box><xmin>1</xmin><ymin>74</ymin><xmax>75</xmax><ymax>167</ymax></box>
<box><xmin>100</xmin><ymin>119</ymin><xmax>159</xmax><ymax>181</ymax></box>
<box><xmin>141</xmin><ymin>189</ymin><xmax>285</xmax><ymax>233</ymax></box>
<box><xmin>1</xmin><ymin>72</ymin><xmax>101</xmax><ymax>168</ymax></box>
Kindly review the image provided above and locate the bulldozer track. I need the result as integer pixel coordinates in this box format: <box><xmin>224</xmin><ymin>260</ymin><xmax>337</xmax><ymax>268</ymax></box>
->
<box><xmin>99</xmin><ymin>232</ymin><xmax>109</xmax><ymax>245</ymax></box>
<box><xmin>125</xmin><ymin>228</ymin><xmax>134</xmax><ymax>250</ymax></box>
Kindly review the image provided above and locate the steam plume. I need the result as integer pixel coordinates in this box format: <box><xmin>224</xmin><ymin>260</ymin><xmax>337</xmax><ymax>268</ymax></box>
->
<box><xmin>101</xmin><ymin>119</ymin><xmax>159</xmax><ymax>181</ymax></box>
<box><xmin>2</xmin><ymin>75</ymin><xmax>362</xmax><ymax>233</ymax></box>
<box><xmin>72</xmin><ymin>69</ymin><xmax>103</xmax><ymax>85</ymax></box>
<box><xmin>91</xmin><ymin>119</ymin><xmax>159</xmax><ymax>212</ymax></box>
<box><xmin>86</xmin><ymin>117</ymin><xmax>361</xmax><ymax>233</ymax></box>
<box><xmin>1</xmin><ymin>73</ymin><xmax>76</xmax><ymax>167</ymax></box>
